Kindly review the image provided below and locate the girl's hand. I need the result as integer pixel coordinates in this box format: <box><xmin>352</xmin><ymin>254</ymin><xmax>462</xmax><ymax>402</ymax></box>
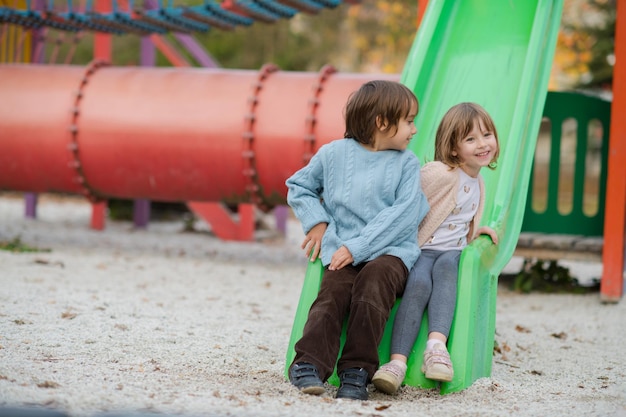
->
<box><xmin>302</xmin><ymin>222</ymin><xmax>328</xmax><ymax>261</ymax></box>
<box><xmin>329</xmin><ymin>246</ymin><xmax>353</xmax><ymax>271</ymax></box>
<box><xmin>477</xmin><ymin>226</ymin><xmax>498</xmax><ymax>245</ymax></box>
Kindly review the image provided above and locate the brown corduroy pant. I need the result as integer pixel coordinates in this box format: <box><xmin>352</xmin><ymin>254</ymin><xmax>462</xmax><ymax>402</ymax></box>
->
<box><xmin>291</xmin><ymin>255</ymin><xmax>408</xmax><ymax>381</ymax></box>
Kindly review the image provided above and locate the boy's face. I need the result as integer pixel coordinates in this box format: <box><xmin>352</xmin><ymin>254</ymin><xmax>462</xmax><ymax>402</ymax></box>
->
<box><xmin>375</xmin><ymin>103</ymin><xmax>418</xmax><ymax>152</ymax></box>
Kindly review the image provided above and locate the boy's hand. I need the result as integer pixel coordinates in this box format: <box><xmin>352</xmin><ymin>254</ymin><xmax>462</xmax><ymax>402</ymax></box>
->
<box><xmin>302</xmin><ymin>222</ymin><xmax>327</xmax><ymax>261</ymax></box>
<box><xmin>477</xmin><ymin>226</ymin><xmax>498</xmax><ymax>245</ymax></box>
<box><xmin>329</xmin><ymin>246</ymin><xmax>353</xmax><ymax>271</ymax></box>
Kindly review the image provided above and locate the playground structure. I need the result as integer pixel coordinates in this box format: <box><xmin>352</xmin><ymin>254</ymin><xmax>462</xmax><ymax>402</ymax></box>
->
<box><xmin>515</xmin><ymin>92</ymin><xmax>610</xmax><ymax>265</ymax></box>
<box><xmin>1</xmin><ymin>0</ymin><xmax>625</xmax><ymax>394</ymax></box>
<box><xmin>0</xmin><ymin>0</ymin><xmax>344</xmax><ymax>35</ymax></box>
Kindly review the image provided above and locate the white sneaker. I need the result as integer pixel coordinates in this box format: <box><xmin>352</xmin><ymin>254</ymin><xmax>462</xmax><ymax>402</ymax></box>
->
<box><xmin>421</xmin><ymin>343</ymin><xmax>454</xmax><ymax>382</ymax></box>
<box><xmin>372</xmin><ymin>361</ymin><xmax>406</xmax><ymax>394</ymax></box>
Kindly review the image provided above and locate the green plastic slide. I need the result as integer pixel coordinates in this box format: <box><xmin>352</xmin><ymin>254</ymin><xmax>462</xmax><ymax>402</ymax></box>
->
<box><xmin>285</xmin><ymin>0</ymin><xmax>564</xmax><ymax>394</ymax></box>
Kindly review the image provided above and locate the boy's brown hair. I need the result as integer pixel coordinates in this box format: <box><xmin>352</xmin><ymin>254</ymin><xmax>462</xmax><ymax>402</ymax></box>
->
<box><xmin>434</xmin><ymin>102</ymin><xmax>499</xmax><ymax>169</ymax></box>
<box><xmin>344</xmin><ymin>80</ymin><xmax>419</xmax><ymax>146</ymax></box>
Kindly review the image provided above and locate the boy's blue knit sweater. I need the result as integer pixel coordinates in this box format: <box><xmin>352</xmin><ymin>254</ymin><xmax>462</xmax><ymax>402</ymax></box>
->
<box><xmin>286</xmin><ymin>138</ymin><xmax>429</xmax><ymax>270</ymax></box>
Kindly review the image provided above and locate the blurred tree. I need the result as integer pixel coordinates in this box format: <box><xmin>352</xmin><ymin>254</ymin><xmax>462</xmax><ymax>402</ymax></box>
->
<box><xmin>576</xmin><ymin>0</ymin><xmax>615</xmax><ymax>89</ymax></box>
<box><xmin>196</xmin><ymin>4</ymin><xmax>352</xmax><ymax>71</ymax></box>
<box><xmin>556</xmin><ymin>0</ymin><xmax>615</xmax><ymax>91</ymax></box>
<box><xmin>197</xmin><ymin>0</ymin><xmax>418</xmax><ymax>73</ymax></box>
<box><xmin>40</xmin><ymin>0</ymin><xmax>416</xmax><ymax>73</ymax></box>
<box><xmin>335</xmin><ymin>0</ymin><xmax>417</xmax><ymax>73</ymax></box>
<box><xmin>40</xmin><ymin>0</ymin><xmax>417</xmax><ymax>73</ymax></box>
<box><xmin>40</xmin><ymin>0</ymin><xmax>621</xmax><ymax>89</ymax></box>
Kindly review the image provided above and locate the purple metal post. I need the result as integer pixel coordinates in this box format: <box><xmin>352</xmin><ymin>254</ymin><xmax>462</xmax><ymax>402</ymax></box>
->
<box><xmin>24</xmin><ymin>193</ymin><xmax>38</xmax><ymax>219</ymax></box>
<box><xmin>173</xmin><ymin>33</ymin><xmax>219</xmax><ymax>68</ymax></box>
<box><xmin>133</xmin><ymin>199</ymin><xmax>151</xmax><ymax>228</ymax></box>
<box><xmin>24</xmin><ymin>0</ymin><xmax>47</xmax><ymax>220</ymax></box>
<box><xmin>274</xmin><ymin>205</ymin><xmax>288</xmax><ymax>236</ymax></box>
<box><xmin>140</xmin><ymin>35</ymin><xmax>156</xmax><ymax>67</ymax></box>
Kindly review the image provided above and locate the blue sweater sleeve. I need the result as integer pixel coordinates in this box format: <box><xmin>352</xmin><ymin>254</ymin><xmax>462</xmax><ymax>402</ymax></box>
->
<box><xmin>285</xmin><ymin>149</ymin><xmax>331</xmax><ymax>234</ymax></box>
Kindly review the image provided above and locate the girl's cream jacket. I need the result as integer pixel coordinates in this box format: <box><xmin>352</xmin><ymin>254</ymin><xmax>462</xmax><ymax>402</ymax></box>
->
<box><xmin>417</xmin><ymin>161</ymin><xmax>485</xmax><ymax>247</ymax></box>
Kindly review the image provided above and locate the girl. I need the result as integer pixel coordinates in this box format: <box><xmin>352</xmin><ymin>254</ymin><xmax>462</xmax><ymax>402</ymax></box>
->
<box><xmin>286</xmin><ymin>80</ymin><xmax>429</xmax><ymax>401</ymax></box>
<box><xmin>372</xmin><ymin>102</ymin><xmax>500</xmax><ymax>395</ymax></box>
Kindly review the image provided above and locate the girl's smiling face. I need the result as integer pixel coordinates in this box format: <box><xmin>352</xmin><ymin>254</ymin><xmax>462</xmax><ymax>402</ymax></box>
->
<box><xmin>453</xmin><ymin>118</ymin><xmax>499</xmax><ymax>177</ymax></box>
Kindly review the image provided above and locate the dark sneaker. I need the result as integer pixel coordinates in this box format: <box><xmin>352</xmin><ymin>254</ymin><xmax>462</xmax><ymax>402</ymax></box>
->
<box><xmin>336</xmin><ymin>367</ymin><xmax>369</xmax><ymax>400</ymax></box>
<box><xmin>289</xmin><ymin>362</ymin><xmax>325</xmax><ymax>395</ymax></box>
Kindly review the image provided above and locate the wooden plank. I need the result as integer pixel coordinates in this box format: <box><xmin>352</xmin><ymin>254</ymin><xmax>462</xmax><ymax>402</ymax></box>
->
<box><xmin>513</xmin><ymin>247</ymin><xmax>603</xmax><ymax>263</ymax></box>
<box><xmin>514</xmin><ymin>233</ymin><xmax>603</xmax><ymax>262</ymax></box>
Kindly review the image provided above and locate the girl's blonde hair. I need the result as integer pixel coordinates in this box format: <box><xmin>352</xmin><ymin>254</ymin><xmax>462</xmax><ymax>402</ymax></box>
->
<box><xmin>434</xmin><ymin>102</ymin><xmax>499</xmax><ymax>169</ymax></box>
<box><xmin>344</xmin><ymin>80</ymin><xmax>418</xmax><ymax>146</ymax></box>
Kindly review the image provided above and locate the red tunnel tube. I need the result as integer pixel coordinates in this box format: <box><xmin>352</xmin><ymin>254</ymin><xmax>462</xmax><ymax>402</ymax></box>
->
<box><xmin>0</xmin><ymin>63</ymin><xmax>399</xmax><ymax>205</ymax></box>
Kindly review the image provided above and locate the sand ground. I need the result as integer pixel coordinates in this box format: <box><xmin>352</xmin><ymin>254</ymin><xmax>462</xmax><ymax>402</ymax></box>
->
<box><xmin>0</xmin><ymin>193</ymin><xmax>624</xmax><ymax>417</ymax></box>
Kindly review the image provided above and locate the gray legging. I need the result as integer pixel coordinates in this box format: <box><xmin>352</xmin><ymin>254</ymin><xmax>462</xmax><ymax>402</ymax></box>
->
<box><xmin>390</xmin><ymin>249</ymin><xmax>461</xmax><ymax>358</ymax></box>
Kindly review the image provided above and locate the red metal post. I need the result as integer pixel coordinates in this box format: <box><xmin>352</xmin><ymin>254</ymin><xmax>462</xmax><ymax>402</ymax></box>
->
<box><xmin>91</xmin><ymin>0</ymin><xmax>113</xmax><ymax>231</ymax></box>
<box><xmin>187</xmin><ymin>202</ymin><xmax>255</xmax><ymax>241</ymax></box>
<box><xmin>93</xmin><ymin>0</ymin><xmax>112</xmax><ymax>61</ymax></box>
<box><xmin>149</xmin><ymin>34</ymin><xmax>192</xmax><ymax>67</ymax></box>
<box><xmin>90</xmin><ymin>202</ymin><xmax>107</xmax><ymax>230</ymax></box>
<box><xmin>600</xmin><ymin>0</ymin><xmax>626</xmax><ymax>302</ymax></box>
<box><xmin>417</xmin><ymin>0</ymin><xmax>428</xmax><ymax>28</ymax></box>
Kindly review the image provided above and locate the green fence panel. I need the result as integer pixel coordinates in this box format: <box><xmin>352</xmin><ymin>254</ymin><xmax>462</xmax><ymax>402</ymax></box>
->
<box><xmin>522</xmin><ymin>92</ymin><xmax>611</xmax><ymax>236</ymax></box>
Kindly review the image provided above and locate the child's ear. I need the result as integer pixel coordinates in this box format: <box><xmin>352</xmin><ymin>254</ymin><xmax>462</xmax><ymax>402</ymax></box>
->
<box><xmin>376</xmin><ymin>115</ymin><xmax>389</xmax><ymax>130</ymax></box>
